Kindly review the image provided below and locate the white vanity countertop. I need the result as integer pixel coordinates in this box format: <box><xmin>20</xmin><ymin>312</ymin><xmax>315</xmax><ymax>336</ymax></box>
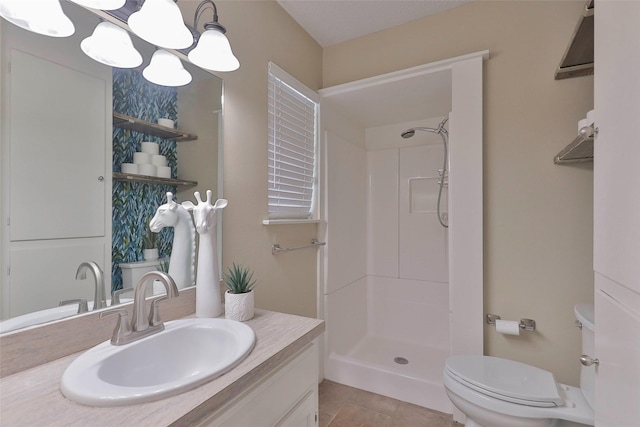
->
<box><xmin>0</xmin><ymin>310</ymin><xmax>324</xmax><ymax>427</ymax></box>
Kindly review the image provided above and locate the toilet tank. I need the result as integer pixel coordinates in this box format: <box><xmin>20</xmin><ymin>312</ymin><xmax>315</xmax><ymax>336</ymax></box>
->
<box><xmin>119</xmin><ymin>260</ymin><xmax>161</xmax><ymax>297</ymax></box>
<box><xmin>574</xmin><ymin>303</ymin><xmax>595</xmax><ymax>409</ymax></box>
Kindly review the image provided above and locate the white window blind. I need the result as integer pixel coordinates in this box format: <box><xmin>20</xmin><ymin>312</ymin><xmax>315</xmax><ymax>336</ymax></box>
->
<box><xmin>268</xmin><ymin>62</ymin><xmax>319</xmax><ymax>219</ymax></box>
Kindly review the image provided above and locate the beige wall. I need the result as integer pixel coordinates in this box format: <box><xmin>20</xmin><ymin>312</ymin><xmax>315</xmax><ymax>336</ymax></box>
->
<box><xmin>215</xmin><ymin>1</ymin><xmax>323</xmax><ymax>317</ymax></box>
<box><xmin>214</xmin><ymin>0</ymin><xmax>593</xmax><ymax>385</ymax></box>
<box><xmin>322</xmin><ymin>0</ymin><xmax>594</xmax><ymax>386</ymax></box>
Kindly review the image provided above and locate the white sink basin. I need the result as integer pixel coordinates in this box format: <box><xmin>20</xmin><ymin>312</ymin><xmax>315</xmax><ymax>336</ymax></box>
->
<box><xmin>61</xmin><ymin>318</ymin><xmax>255</xmax><ymax>406</ymax></box>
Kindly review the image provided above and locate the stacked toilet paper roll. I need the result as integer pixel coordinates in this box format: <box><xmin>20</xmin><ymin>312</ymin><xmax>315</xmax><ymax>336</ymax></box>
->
<box><xmin>121</xmin><ymin>163</ymin><xmax>138</xmax><ymax>174</ymax></box>
<box><xmin>578</xmin><ymin>109</ymin><xmax>595</xmax><ymax>133</ymax></box>
<box><xmin>135</xmin><ymin>143</ymin><xmax>157</xmax><ymax>176</ymax></box>
<box><xmin>157</xmin><ymin>118</ymin><xmax>174</xmax><ymax>128</ymax></box>
<box><xmin>141</xmin><ymin>142</ymin><xmax>159</xmax><ymax>155</ymax></box>
<box><xmin>152</xmin><ymin>154</ymin><xmax>171</xmax><ymax>178</ymax></box>
<box><xmin>120</xmin><ymin>141</ymin><xmax>175</xmax><ymax>179</ymax></box>
<box><xmin>122</xmin><ymin>142</ymin><xmax>166</xmax><ymax>177</ymax></box>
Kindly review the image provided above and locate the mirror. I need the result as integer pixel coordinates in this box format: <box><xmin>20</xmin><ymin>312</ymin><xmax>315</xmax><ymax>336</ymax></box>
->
<box><xmin>0</xmin><ymin>2</ymin><xmax>223</xmax><ymax>333</ymax></box>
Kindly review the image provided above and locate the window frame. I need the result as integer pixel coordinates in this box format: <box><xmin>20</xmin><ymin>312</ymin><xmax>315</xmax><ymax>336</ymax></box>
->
<box><xmin>267</xmin><ymin>62</ymin><xmax>320</xmax><ymax>222</ymax></box>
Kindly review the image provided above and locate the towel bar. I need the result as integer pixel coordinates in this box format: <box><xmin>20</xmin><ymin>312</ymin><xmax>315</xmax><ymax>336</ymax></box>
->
<box><xmin>272</xmin><ymin>239</ymin><xmax>326</xmax><ymax>255</ymax></box>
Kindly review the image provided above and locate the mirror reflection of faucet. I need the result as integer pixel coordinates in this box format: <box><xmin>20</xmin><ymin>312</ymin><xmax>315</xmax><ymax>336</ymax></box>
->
<box><xmin>111</xmin><ymin>288</ymin><xmax>134</xmax><ymax>305</ymax></box>
<box><xmin>75</xmin><ymin>261</ymin><xmax>106</xmax><ymax>311</ymax></box>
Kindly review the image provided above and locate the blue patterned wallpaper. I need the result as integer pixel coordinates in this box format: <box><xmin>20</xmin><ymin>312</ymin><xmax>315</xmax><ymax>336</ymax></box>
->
<box><xmin>112</xmin><ymin>69</ymin><xmax>178</xmax><ymax>292</ymax></box>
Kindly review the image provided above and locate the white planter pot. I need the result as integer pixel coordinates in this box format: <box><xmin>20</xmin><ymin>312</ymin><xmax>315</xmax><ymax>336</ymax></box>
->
<box><xmin>143</xmin><ymin>248</ymin><xmax>158</xmax><ymax>261</ymax></box>
<box><xmin>224</xmin><ymin>290</ymin><xmax>255</xmax><ymax>321</ymax></box>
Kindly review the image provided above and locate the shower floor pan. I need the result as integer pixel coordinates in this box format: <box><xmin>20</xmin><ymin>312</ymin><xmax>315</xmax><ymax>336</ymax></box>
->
<box><xmin>326</xmin><ymin>334</ymin><xmax>452</xmax><ymax>413</ymax></box>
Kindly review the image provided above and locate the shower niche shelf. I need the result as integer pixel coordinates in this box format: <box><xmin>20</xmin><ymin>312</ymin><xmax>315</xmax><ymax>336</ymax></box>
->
<box><xmin>113</xmin><ymin>112</ymin><xmax>197</xmax><ymax>142</ymax></box>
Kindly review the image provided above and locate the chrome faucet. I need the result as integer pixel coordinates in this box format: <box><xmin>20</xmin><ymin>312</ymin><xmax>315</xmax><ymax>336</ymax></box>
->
<box><xmin>101</xmin><ymin>271</ymin><xmax>179</xmax><ymax>346</ymax></box>
<box><xmin>76</xmin><ymin>261</ymin><xmax>106</xmax><ymax>311</ymax></box>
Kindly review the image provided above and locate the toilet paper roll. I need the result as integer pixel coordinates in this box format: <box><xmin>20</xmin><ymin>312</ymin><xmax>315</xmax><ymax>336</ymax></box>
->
<box><xmin>141</xmin><ymin>142</ymin><xmax>160</xmax><ymax>155</ymax></box>
<box><xmin>495</xmin><ymin>319</ymin><xmax>520</xmax><ymax>336</ymax></box>
<box><xmin>121</xmin><ymin>163</ymin><xmax>138</xmax><ymax>174</ymax></box>
<box><xmin>157</xmin><ymin>118</ymin><xmax>174</xmax><ymax>129</ymax></box>
<box><xmin>138</xmin><ymin>164</ymin><xmax>157</xmax><ymax>177</ymax></box>
<box><xmin>578</xmin><ymin>118</ymin><xmax>589</xmax><ymax>133</ymax></box>
<box><xmin>152</xmin><ymin>154</ymin><xmax>168</xmax><ymax>167</ymax></box>
<box><xmin>133</xmin><ymin>152</ymin><xmax>152</xmax><ymax>164</ymax></box>
<box><xmin>586</xmin><ymin>109</ymin><xmax>595</xmax><ymax>125</ymax></box>
<box><xmin>157</xmin><ymin>166</ymin><xmax>171</xmax><ymax>179</ymax></box>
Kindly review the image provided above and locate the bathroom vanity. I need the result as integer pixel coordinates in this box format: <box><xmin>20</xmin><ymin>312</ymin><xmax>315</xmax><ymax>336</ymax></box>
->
<box><xmin>0</xmin><ymin>307</ymin><xmax>324</xmax><ymax>426</ymax></box>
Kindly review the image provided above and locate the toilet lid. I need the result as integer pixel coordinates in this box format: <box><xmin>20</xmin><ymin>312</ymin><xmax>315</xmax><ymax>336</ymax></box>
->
<box><xmin>445</xmin><ymin>355</ymin><xmax>563</xmax><ymax>407</ymax></box>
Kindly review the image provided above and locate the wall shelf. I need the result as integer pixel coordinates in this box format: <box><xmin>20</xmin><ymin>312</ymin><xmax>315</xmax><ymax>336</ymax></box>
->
<box><xmin>554</xmin><ymin>134</ymin><xmax>594</xmax><ymax>164</ymax></box>
<box><xmin>112</xmin><ymin>172</ymin><xmax>197</xmax><ymax>187</ymax></box>
<box><xmin>555</xmin><ymin>0</ymin><xmax>594</xmax><ymax>80</ymax></box>
<box><xmin>112</xmin><ymin>112</ymin><xmax>198</xmax><ymax>142</ymax></box>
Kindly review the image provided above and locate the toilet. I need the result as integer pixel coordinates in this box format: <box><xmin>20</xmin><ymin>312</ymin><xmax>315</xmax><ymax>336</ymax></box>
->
<box><xmin>443</xmin><ymin>304</ymin><xmax>595</xmax><ymax>427</ymax></box>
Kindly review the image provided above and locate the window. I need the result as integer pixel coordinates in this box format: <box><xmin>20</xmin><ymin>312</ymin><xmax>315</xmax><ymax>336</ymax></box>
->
<box><xmin>267</xmin><ymin>62</ymin><xmax>319</xmax><ymax>220</ymax></box>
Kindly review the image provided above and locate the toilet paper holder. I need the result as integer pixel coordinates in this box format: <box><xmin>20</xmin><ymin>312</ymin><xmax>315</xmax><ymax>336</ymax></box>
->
<box><xmin>486</xmin><ymin>314</ymin><xmax>536</xmax><ymax>332</ymax></box>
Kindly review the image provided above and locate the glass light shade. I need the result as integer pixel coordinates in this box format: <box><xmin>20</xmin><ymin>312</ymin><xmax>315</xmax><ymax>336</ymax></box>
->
<box><xmin>0</xmin><ymin>0</ymin><xmax>74</xmax><ymax>37</ymax></box>
<box><xmin>143</xmin><ymin>49</ymin><xmax>192</xmax><ymax>87</ymax></box>
<box><xmin>188</xmin><ymin>28</ymin><xmax>239</xmax><ymax>72</ymax></box>
<box><xmin>69</xmin><ymin>0</ymin><xmax>126</xmax><ymax>10</ymax></box>
<box><xmin>128</xmin><ymin>0</ymin><xmax>193</xmax><ymax>49</ymax></box>
<box><xmin>81</xmin><ymin>22</ymin><xmax>142</xmax><ymax>68</ymax></box>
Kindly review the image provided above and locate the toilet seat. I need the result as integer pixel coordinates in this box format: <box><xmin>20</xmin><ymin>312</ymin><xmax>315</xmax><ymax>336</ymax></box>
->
<box><xmin>445</xmin><ymin>355</ymin><xmax>563</xmax><ymax>407</ymax></box>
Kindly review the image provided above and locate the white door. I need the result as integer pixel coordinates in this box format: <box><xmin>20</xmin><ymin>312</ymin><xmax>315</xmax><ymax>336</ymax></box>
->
<box><xmin>9</xmin><ymin>50</ymin><xmax>106</xmax><ymax>241</ymax></box>
<box><xmin>593</xmin><ymin>1</ymin><xmax>640</xmax><ymax>425</ymax></box>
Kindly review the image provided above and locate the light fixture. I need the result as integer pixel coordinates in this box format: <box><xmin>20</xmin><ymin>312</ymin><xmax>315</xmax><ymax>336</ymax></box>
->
<box><xmin>143</xmin><ymin>49</ymin><xmax>192</xmax><ymax>87</ymax></box>
<box><xmin>0</xmin><ymin>0</ymin><xmax>74</xmax><ymax>37</ymax></box>
<box><xmin>81</xmin><ymin>21</ymin><xmax>142</xmax><ymax>68</ymax></box>
<box><xmin>128</xmin><ymin>0</ymin><xmax>193</xmax><ymax>50</ymax></box>
<box><xmin>69</xmin><ymin>0</ymin><xmax>125</xmax><ymax>10</ymax></box>
<box><xmin>187</xmin><ymin>0</ymin><xmax>239</xmax><ymax>72</ymax></box>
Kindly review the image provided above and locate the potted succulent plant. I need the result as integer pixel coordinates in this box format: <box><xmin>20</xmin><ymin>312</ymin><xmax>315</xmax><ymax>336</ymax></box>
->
<box><xmin>142</xmin><ymin>221</ymin><xmax>159</xmax><ymax>261</ymax></box>
<box><xmin>223</xmin><ymin>263</ymin><xmax>256</xmax><ymax>321</ymax></box>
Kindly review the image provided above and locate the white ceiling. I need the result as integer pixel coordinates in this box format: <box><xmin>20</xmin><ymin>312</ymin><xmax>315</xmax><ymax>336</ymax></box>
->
<box><xmin>321</xmin><ymin>68</ymin><xmax>452</xmax><ymax>128</ymax></box>
<box><xmin>276</xmin><ymin>0</ymin><xmax>473</xmax><ymax>47</ymax></box>
<box><xmin>275</xmin><ymin>0</ymin><xmax>472</xmax><ymax>129</ymax></box>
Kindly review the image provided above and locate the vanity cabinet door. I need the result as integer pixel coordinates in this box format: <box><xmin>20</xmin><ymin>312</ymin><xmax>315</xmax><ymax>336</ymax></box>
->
<box><xmin>277</xmin><ymin>390</ymin><xmax>318</xmax><ymax>427</ymax></box>
<box><xmin>593</xmin><ymin>276</ymin><xmax>640</xmax><ymax>426</ymax></box>
<box><xmin>9</xmin><ymin>49</ymin><xmax>106</xmax><ymax>241</ymax></box>
<box><xmin>200</xmin><ymin>342</ymin><xmax>319</xmax><ymax>427</ymax></box>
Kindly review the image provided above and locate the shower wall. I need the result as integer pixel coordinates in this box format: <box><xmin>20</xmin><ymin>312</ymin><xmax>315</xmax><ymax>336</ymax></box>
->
<box><xmin>368</xmin><ymin>144</ymin><xmax>448</xmax><ymax>282</ymax></box>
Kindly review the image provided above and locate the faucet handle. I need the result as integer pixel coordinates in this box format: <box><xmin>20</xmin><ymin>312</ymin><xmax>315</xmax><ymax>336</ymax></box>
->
<box><xmin>112</xmin><ymin>288</ymin><xmax>134</xmax><ymax>305</ymax></box>
<box><xmin>148</xmin><ymin>297</ymin><xmax>169</xmax><ymax>327</ymax></box>
<box><xmin>100</xmin><ymin>308</ymin><xmax>132</xmax><ymax>345</ymax></box>
<box><xmin>59</xmin><ymin>298</ymin><xmax>89</xmax><ymax>314</ymax></box>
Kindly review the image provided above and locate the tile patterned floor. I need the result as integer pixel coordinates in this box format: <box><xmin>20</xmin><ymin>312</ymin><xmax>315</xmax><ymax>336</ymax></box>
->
<box><xmin>318</xmin><ymin>380</ymin><xmax>461</xmax><ymax>427</ymax></box>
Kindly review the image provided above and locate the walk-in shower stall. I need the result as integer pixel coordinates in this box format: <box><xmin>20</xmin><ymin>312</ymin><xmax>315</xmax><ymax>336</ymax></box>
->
<box><xmin>319</xmin><ymin>52</ymin><xmax>486</xmax><ymax>413</ymax></box>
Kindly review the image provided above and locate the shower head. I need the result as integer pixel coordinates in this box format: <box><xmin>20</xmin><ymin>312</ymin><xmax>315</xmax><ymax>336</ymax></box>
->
<box><xmin>400</xmin><ymin>126</ymin><xmax>438</xmax><ymax>138</ymax></box>
<box><xmin>400</xmin><ymin>117</ymin><xmax>449</xmax><ymax>139</ymax></box>
<box><xmin>401</xmin><ymin>129</ymin><xmax>415</xmax><ymax>139</ymax></box>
